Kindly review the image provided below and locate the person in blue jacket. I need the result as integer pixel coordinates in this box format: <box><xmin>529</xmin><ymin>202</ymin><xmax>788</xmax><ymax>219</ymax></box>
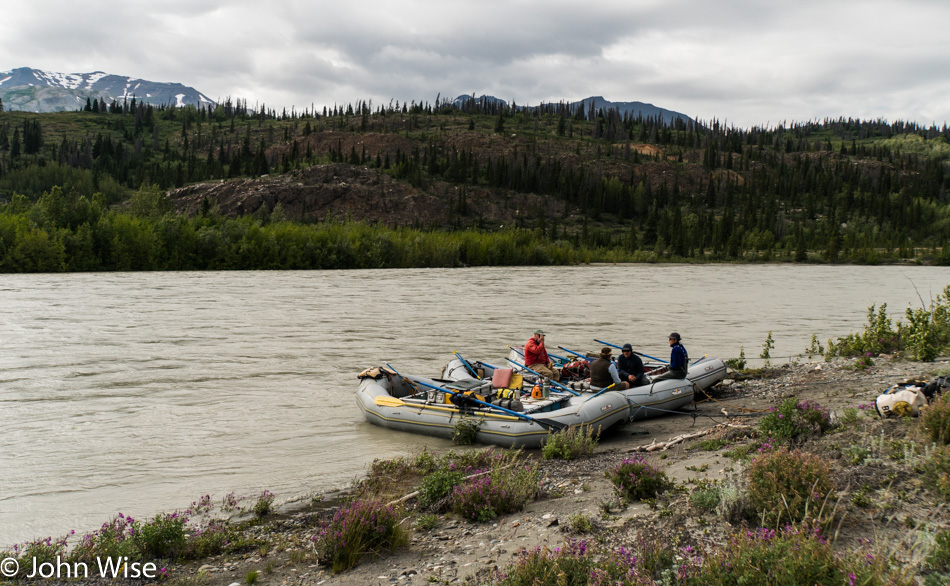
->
<box><xmin>652</xmin><ymin>332</ymin><xmax>689</xmax><ymax>381</ymax></box>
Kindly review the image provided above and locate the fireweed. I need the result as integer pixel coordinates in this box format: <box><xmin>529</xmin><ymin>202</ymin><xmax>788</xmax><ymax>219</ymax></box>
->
<box><xmin>2</xmin><ymin>536</ymin><xmax>68</xmax><ymax>579</ymax></box>
<box><xmin>312</xmin><ymin>499</ymin><xmax>407</xmax><ymax>573</ymax></box>
<box><xmin>678</xmin><ymin>524</ymin><xmax>909</xmax><ymax>586</ymax></box>
<box><xmin>253</xmin><ymin>490</ymin><xmax>276</xmax><ymax>517</ymax></box>
<box><xmin>69</xmin><ymin>511</ymin><xmax>187</xmax><ymax>562</ymax></box>
<box><xmin>495</xmin><ymin>540</ymin><xmax>654</xmax><ymax>586</ymax></box>
<box><xmin>494</xmin><ymin>526</ymin><xmax>909</xmax><ymax>586</ymax></box>
<box><xmin>605</xmin><ymin>456</ymin><xmax>675</xmax><ymax>502</ymax></box>
<box><xmin>70</xmin><ymin>513</ymin><xmax>140</xmax><ymax>562</ymax></box>
<box><xmin>0</xmin><ymin>489</ymin><xmax>268</xmax><ymax>580</ymax></box>
<box><xmin>450</xmin><ymin>458</ymin><xmax>541</xmax><ymax>522</ymax></box>
<box><xmin>759</xmin><ymin>397</ymin><xmax>833</xmax><ymax>444</ymax></box>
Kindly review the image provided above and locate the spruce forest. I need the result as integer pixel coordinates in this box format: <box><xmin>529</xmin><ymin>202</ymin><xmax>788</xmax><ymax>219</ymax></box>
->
<box><xmin>0</xmin><ymin>95</ymin><xmax>949</xmax><ymax>272</ymax></box>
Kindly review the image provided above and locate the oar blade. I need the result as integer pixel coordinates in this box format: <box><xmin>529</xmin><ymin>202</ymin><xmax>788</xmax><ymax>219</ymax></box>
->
<box><xmin>374</xmin><ymin>396</ymin><xmax>406</xmax><ymax>407</ymax></box>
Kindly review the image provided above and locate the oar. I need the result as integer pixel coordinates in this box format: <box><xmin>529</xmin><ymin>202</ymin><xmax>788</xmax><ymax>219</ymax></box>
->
<box><xmin>557</xmin><ymin>346</ymin><xmax>591</xmax><ymax>362</ymax></box>
<box><xmin>594</xmin><ymin>339</ymin><xmax>668</xmax><ymax>364</ymax></box>
<box><xmin>411</xmin><ymin>378</ymin><xmax>567</xmax><ymax>432</ymax></box>
<box><xmin>453</xmin><ymin>350</ymin><xmax>481</xmax><ymax>379</ymax></box>
<box><xmin>506</xmin><ymin>357</ymin><xmax>581</xmax><ymax>396</ymax></box>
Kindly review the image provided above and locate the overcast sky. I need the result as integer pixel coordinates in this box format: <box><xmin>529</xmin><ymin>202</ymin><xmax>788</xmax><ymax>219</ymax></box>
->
<box><xmin>2</xmin><ymin>0</ymin><xmax>948</xmax><ymax>128</ymax></box>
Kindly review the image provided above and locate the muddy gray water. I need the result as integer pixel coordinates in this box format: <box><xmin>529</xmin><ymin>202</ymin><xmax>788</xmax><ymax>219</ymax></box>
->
<box><xmin>2</xmin><ymin>264</ymin><xmax>949</xmax><ymax>546</ymax></box>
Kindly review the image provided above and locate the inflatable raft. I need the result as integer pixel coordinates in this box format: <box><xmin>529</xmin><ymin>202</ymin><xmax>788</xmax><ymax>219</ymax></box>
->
<box><xmin>356</xmin><ymin>367</ymin><xmax>631</xmax><ymax>448</ymax></box>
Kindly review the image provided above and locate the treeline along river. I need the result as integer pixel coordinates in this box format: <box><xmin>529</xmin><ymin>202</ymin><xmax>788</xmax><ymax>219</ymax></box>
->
<box><xmin>2</xmin><ymin>264</ymin><xmax>950</xmax><ymax>547</ymax></box>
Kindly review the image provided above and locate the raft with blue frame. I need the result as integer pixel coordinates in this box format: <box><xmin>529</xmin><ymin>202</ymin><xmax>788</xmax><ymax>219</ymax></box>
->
<box><xmin>356</xmin><ymin>367</ymin><xmax>631</xmax><ymax>448</ymax></box>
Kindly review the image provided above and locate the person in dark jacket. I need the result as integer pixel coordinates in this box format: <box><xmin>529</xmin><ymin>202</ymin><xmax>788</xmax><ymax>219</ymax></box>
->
<box><xmin>589</xmin><ymin>347</ymin><xmax>630</xmax><ymax>390</ymax></box>
<box><xmin>616</xmin><ymin>343</ymin><xmax>647</xmax><ymax>387</ymax></box>
<box><xmin>652</xmin><ymin>332</ymin><xmax>689</xmax><ymax>381</ymax></box>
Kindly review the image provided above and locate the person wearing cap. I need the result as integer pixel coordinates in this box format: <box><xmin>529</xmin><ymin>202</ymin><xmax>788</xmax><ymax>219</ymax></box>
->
<box><xmin>616</xmin><ymin>343</ymin><xmax>647</xmax><ymax>387</ymax></box>
<box><xmin>525</xmin><ymin>329</ymin><xmax>560</xmax><ymax>381</ymax></box>
<box><xmin>652</xmin><ymin>332</ymin><xmax>689</xmax><ymax>381</ymax></box>
<box><xmin>589</xmin><ymin>347</ymin><xmax>629</xmax><ymax>390</ymax></box>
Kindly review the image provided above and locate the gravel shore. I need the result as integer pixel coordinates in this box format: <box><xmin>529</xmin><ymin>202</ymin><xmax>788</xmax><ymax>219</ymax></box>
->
<box><xmin>146</xmin><ymin>356</ymin><xmax>950</xmax><ymax>585</ymax></box>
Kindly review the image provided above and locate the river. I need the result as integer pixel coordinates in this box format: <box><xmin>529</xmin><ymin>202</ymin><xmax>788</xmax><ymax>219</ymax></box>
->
<box><xmin>2</xmin><ymin>264</ymin><xmax>949</xmax><ymax>546</ymax></box>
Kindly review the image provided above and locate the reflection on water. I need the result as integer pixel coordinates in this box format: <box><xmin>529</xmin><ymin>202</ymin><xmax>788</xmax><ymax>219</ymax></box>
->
<box><xmin>1</xmin><ymin>265</ymin><xmax>948</xmax><ymax>545</ymax></box>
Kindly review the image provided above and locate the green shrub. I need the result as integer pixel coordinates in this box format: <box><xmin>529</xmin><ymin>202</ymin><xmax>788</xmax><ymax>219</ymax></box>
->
<box><xmin>690</xmin><ymin>438</ymin><xmax>729</xmax><ymax>451</ymax></box>
<box><xmin>689</xmin><ymin>483</ymin><xmax>722</xmax><ymax>514</ymax></box>
<box><xmin>826</xmin><ymin>304</ymin><xmax>900</xmax><ymax>358</ymax></box>
<box><xmin>747</xmin><ymin>447</ymin><xmax>836</xmax><ymax>526</ymax></box>
<box><xmin>564</xmin><ymin>513</ymin><xmax>596</xmax><ymax>534</ymax></box>
<box><xmin>924</xmin><ymin>393</ymin><xmax>950</xmax><ymax>445</ymax></box>
<box><xmin>135</xmin><ymin>512</ymin><xmax>187</xmax><ymax>559</ymax></box>
<box><xmin>312</xmin><ymin>500</ymin><xmax>408</xmax><ymax>573</ymax></box>
<box><xmin>541</xmin><ymin>425</ymin><xmax>599</xmax><ymax>460</ymax></box>
<box><xmin>415</xmin><ymin>513</ymin><xmax>439</xmax><ymax>532</ymax></box>
<box><xmin>724</xmin><ymin>347</ymin><xmax>746</xmax><ymax>370</ymax></box>
<box><xmin>760</xmin><ymin>331</ymin><xmax>775</xmax><ymax>364</ymax></box>
<box><xmin>924</xmin><ymin>445</ymin><xmax>950</xmax><ymax>500</ymax></box>
<box><xmin>418</xmin><ymin>468</ymin><xmax>465</xmax><ymax>508</ymax></box>
<box><xmin>841</xmin><ymin>407</ymin><xmax>860</xmax><ymax>425</ymax></box>
<box><xmin>825</xmin><ymin>289</ymin><xmax>950</xmax><ymax>362</ymax></box>
<box><xmin>928</xmin><ymin>529</ymin><xmax>950</xmax><ymax>572</ymax></box>
<box><xmin>452</xmin><ymin>417</ymin><xmax>481</xmax><ymax>445</ymax></box>
<box><xmin>605</xmin><ymin>456</ymin><xmax>675</xmax><ymax>502</ymax></box>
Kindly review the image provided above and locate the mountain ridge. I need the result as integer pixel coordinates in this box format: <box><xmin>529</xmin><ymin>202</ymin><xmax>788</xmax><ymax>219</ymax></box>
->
<box><xmin>0</xmin><ymin>67</ymin><xmax>215</xmax><ymax>113</ymax></box>
<box><xmin>453</xmin><ymin>93</ymin><xmax>691</xmax><ymax>123</ymax></box>
<box><xmin>1</xmin><ymin>67</ymin><xmax>691</xmax><ymax>123</ymax></box>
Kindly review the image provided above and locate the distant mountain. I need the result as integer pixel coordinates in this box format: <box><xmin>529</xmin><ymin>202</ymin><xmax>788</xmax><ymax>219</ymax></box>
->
<box><xmin>0</xmin><ymin>67</ymin><xmax>215</xmax><ymax>113</ymax></box>
<box><xmin>453</xmin><ymin>94</ymin><xmax>691</xmax><ymax>124</ymax></box>
<box><xmin>567</xmin><ymin>96</ymin><xmax>690</xmax><ymax>124</ymax></box>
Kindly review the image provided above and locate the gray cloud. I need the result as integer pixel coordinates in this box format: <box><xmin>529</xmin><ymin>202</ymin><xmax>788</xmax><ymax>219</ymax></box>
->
<box><xmin>2</xmin><ymin>0</ymin><xmax>948</xmax><ymax>127</ymax></box>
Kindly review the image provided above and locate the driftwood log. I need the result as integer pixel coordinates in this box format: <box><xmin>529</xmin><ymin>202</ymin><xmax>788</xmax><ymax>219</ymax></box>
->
<box><xmin>626</xmin><ymin>422</ymin><xmax>750</xmax><ymax>452</ymax></box>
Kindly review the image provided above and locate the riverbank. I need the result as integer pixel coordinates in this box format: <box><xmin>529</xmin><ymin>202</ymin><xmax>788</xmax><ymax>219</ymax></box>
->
<box><xmin>142</xmin><ymin>355</ymin><xmax>945</xmax><ymax>586</ymax></box>
<box><xmin>6</xmin><ymin>355</ymin><xmax>948</xmax><ymax>585</ymax></box>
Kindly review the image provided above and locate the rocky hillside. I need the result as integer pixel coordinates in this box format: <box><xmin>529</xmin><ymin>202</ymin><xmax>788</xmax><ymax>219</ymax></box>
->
<box><xmin>169</xmin><ymin>163</ymin><xmax>571</xmax><ymax>228</ymax></box>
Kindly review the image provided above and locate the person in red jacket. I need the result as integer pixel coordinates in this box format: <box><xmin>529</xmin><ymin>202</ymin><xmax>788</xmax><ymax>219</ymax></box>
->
<box><xmin>525</xmin><ymin>329</ymin><xmax>560</xmax><ymax>381</ymax></box>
